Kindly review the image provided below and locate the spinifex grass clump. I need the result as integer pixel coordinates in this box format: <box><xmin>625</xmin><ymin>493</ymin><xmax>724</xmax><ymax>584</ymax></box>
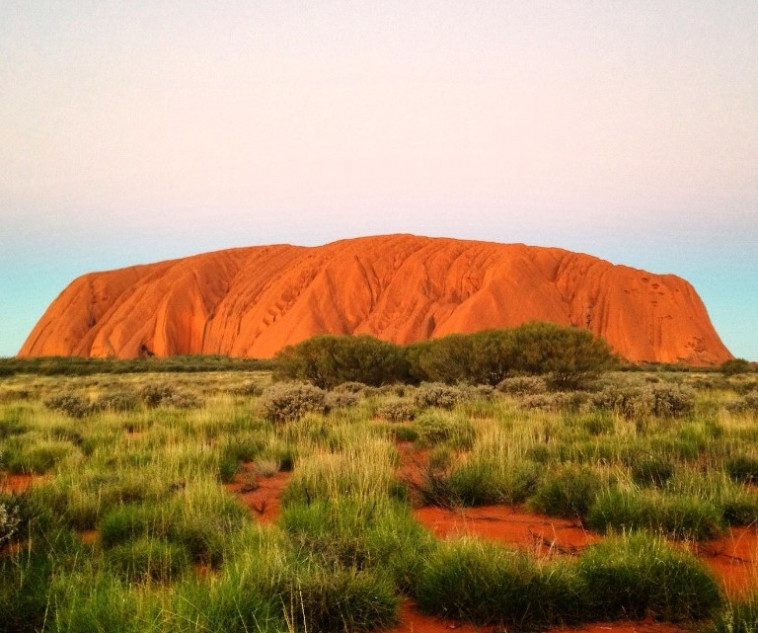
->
<box><xmin>709</xmin><ymin>593</ymin><xmax>758</xmax><ymax>633</ymax></box>
<box><xmin>415</xmin><ymin>537</ymin><xmax>585</xmax><ymax>630</ymax></box>
<box><xmin>283</xmin><ymin>497</ymin><xmax>434</xmax><ymax>592</ymax></box>
<box><xmin>415</xmin><ymin>410</ymin><xmax>476</xmax><ymax>449</ymax></box>
<box><xmin>528</xmin><ymin>463</ymin><xmax>603</xmax><ymax>520</ymax></box>
<box><xmin>631</xmin><ymin>454</ymin><xmax>676</xmax><ymax>487</ymax></box>
<box><xmin>105</xmin><ymin>536</ymin><xmax>190</xmax><ymax>582</ymax></box>
<box><xmin>0</xmin><ymin>548</ymin><xmax>55</xmax><ymax>633</ymax></box>
<box><xmin>587</xmin><ymin>489</ymin><xmax>723</xmax><ymax>540</ymax></box>
<box><xmin>725</xmin><ymin>454</ymin><xmax>758</xmax><ymax>484</ymax></box>
<box><xmin>579</xmin><ymin>532</ymin><xmax>721</xmax><ymax>621</ymax></box>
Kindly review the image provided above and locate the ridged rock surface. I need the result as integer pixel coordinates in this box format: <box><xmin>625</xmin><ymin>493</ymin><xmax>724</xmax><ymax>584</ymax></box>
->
<box><xmin>19</xmin><ymin>234</ymin><xmax>731</xmax><ymax>365</ymax></box>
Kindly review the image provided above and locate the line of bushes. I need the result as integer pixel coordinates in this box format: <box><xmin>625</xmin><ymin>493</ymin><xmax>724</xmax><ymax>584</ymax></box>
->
<box><xmin>0</xmin><ymin>355</ymin><xmax>275</xmax><ymax>377</ymax></box>
<box><xmin>275</xmin><ymin>322</ymin><xmax>618</xmax><ymax>389</ymax></box>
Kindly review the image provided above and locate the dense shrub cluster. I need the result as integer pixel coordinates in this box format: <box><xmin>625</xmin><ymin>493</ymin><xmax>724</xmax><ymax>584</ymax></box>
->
<box><xmin>592</xmin><ymin>383</ymin><xmax>695</xmax><ymax>418</ymax></box>
<box><xmin>275</xmin><ymin>334</ymin><xmax>410</xmax><ymax>388</ymax></box>
<box><xmin>649</xmin><ymin>384</ymin><xmax>696</xmax><ymax>418</ymax></box>
<box><xmin>275</xmin><ymin>323</ymin><xmax>617</xmax><ymax>388</ymax></box>
<box><xmin>413</xmin><ymin>382</ymin><xmax>470</xmax><ymax>409</ymax></box>
<box><xmin>376</xmin><ymin>398</ymin><xmax>417</xmax><ymax>422</ymax></box>
<box><xmin>44</xmin><ymin>392</ymin><xmax>98</xmax><ymax>418</ymax></box>
<box><xmin>497</xmin><ymin>375</ymin><xmax>547</xmax><ymax>395</ymax></box>
<box><xmin>258</xmin><ymin>382</ymin><xmax>328</xmax><ymax>422</ymax></box>
<box><xmin>725</xmin><ymin>391</ymin><xmax>758</xmax><ymax>417</ymax></box>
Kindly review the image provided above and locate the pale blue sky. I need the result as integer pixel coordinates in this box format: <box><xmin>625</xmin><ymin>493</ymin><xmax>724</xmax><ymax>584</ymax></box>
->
<box><xmin>1</xmin><ymin>1</ymin><xmax>756</xmax><ymax>359</ymax></box>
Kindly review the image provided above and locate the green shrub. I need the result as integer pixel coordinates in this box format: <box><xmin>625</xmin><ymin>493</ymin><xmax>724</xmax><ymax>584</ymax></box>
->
<box><xmin>579</xmin><ymin>533</ymin><xmax>721</xmax><ymax>621</ymax></box>
<box><xmin>392</xmin><ymin>424</ymin><xmax>419</xmax><ymax>442</ymax></box>
<box><xmin>258</xmin><ymin>382</ymin><xmax>328</xmax><ymax>422</ymax></box>
<box><xmin>722</xmin><ymin>358</ymin><xmax>753</xmax><ymax>376</ymax></box>
<box><xmin>275</xmin><ymin>334</ymin><xmax>410</xmax><ymax>388</ymax></box>
<box><xmin>528</xmin><ymin>464</ymin><xmax>602</xmax><ymax>520</ymax></box>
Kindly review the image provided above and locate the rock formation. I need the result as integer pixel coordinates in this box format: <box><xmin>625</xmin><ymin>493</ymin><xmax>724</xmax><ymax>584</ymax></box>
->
<box><xmin>19</xmin><ymin>234</ymin><xmax>731</xmax><ymax>365</ymax></box>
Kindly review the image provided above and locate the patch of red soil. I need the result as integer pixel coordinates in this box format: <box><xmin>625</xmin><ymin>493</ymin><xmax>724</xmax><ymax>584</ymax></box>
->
<box><xmin>225</xmin><ymin>464</ymin><xmax>291</xmax><ymax>524</ymax></box>
<box><xmin>387</xmin><ymin>600</ymin><xmax>689</xmax><ymax>633</ymax></box>
<box><xmin>388</xmin><ymin>599</ymin><xmax>496</xmax><ymax>633</ymax></box>
<box><xmin>694</xmin><ymin>526</ymin><xmax>758</xmax><ymax>597</ymax></box>
<box><xmin>413</xmin><ymin>505</ymin><xmax>600</xmax><ymax>555</ymax></box>
<box><xmin>79</xmin><ymin>529</ymin><xmax>98</xmax><ymax>544</ymax></box>
<box><xmin>395</xmin><ymin>443</ymin><xmax>430</xmax><ymax>504</ymax></box>
<box><xmin>1</xmin><ymin>473</ymin><xmax>45</xmax><ymax>493</ymax></box>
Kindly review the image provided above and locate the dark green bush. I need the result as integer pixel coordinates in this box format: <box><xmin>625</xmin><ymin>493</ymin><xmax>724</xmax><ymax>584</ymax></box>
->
<box><xmin>275</xmin><ymin>334</ymin><xmax>410</xmax><ymax>388</ymax></box>
<box><xmin>721</xmin><ymin>358</ymin><xmax>753</xmax><ymax>376</ymax></box>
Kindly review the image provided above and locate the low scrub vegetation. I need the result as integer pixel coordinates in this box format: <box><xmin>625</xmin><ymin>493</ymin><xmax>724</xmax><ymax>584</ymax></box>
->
<box><xmin>0</xmin><ymin>363</ymin><xmax>756</xmax><ymax>632</ymax></box>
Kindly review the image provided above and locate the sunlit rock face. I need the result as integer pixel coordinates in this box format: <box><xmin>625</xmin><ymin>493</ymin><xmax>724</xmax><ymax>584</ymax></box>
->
<box><xmin>19</xmin><ymin>234</ymin><xmax>731</xmax><ymax>365</ymax></box>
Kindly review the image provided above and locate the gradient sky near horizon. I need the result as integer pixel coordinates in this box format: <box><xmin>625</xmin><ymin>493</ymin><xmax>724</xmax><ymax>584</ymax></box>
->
<box><xmin>1</xmin><ymin>1</ymin><xmax>756</xmax><ymax>360</ymax></box>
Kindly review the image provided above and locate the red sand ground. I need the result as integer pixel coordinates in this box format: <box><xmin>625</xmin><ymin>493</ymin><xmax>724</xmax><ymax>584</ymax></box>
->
<box><xmin>413</xmin><ymin>504</ymin><xmax>601</xmax><ymax>554</ymax></box>
<box><xmin>225</xmin><ymin>463</ymin><xmax>292</xmax><ymax>524</ymax></box>
<box><xmin>1</xmin><ymin>473</ymin><xmax>45</xmax><ymax>493</ymax></box>
<box><xmin>388</xmin><ymin>599</ymin><xmax>689</xmax><ymax>633</ymax></box>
